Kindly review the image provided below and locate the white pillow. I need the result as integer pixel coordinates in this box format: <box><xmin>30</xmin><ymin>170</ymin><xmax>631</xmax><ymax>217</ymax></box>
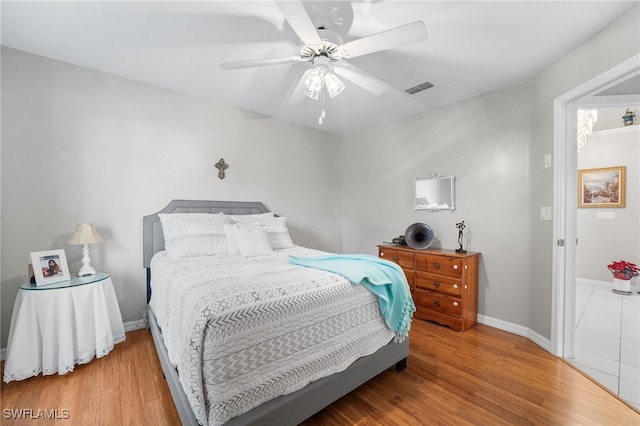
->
<box><xmin>259</xmin><ymin>217</ymin><xmax>295</xmax><ymax>250</ymax></box>
<box><xmin>228</xmin><ymin>212</ymin><xmax>275</xmax><ymax>222</ymax></box>
<box><xmin>224</xmin><ymin>224</ymin><xmax>241</xmax><ymax>256</ymax></box>
<box><xmin>227</xmin><ymin>224</ymin><xmax>274</xmax><ymax>257</ymax></box>
<box><xmin>159</xmin><ymin>213</ymin><xmax>234</xmax><ymax>258</ymax></box>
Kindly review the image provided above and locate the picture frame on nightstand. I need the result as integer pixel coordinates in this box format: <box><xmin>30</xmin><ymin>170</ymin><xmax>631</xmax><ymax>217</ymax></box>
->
<box><xmin>27</xmin><ymin>264</ymin><xmax>35</xmax><ymax>284</ymax></box>
<box><xmin>30</xmin><ymin>249</ymin><xmax>70</xmax><ymax>286</ymax></box>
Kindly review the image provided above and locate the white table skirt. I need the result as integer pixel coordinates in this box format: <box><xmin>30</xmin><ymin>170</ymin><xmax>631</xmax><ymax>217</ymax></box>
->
<box><xmin>3</xmin><ymin>277</ymin><xmax>126</xmax><ymax>382</ymax></box>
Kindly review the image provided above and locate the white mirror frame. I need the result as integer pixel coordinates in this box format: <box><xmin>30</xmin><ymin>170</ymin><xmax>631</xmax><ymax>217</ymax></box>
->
<box><xmin>414</xmin><ymin>173</ymin><xmax>456</xmax><ymax>212</ymax></box>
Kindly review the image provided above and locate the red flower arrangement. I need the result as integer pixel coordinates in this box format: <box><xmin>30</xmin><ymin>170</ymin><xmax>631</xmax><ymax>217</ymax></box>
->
<box><xmin>607</xmin><ymin>260</ymin><xmax>640</xmax><ymax>280</ymax></box>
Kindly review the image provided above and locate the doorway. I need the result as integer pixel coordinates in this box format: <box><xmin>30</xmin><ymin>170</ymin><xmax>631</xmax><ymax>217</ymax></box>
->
<box><xmin>552</xmin><ymin>54</ymin><xmax>640</xmax><ymax>407</ymax></box>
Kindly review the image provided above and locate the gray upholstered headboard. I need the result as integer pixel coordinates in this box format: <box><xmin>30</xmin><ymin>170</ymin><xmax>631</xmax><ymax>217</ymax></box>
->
<box><xmin>143</xmin><ymin>200</ymin><xmax>271</xmax><ymax>268</ymax></box>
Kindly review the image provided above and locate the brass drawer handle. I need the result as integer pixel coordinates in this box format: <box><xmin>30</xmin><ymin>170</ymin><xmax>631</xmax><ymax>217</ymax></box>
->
<box><xmin>453</xmin><ymin>284</ymin><xmax>458</xmax><ymax>289</ymax></box>
<box><xmin>453</xmin><ymin>301</ymin><xmax>459</xmax><ymax>307</ymax></box>
<box><xmin>433</xmin><ymin>281</ymin><xmax>441</xmax><ymax>288</ymax></box>
<box><xmin>392</xmin><ymin>256</ymin><xmax>399</xmax><ymax>262</ymax></box>
<box><xmin>433</xmin><ymin>262</ymin><xmax>441</xmax><ymax>269</ymax></box>
<box><xmin>433</xmin><ymin>300</ymin><xmax>441</xmax><ymax>306</ymax></box>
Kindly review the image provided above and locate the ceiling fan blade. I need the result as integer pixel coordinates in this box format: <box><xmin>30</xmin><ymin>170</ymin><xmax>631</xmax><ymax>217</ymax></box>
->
<box><xmin>334</xmin><ymin>64</ymin><xmax>389</xmax><ymax>95</ymax></box>
<box><xmin>339</xmin><ymin>21</ymin><xmax>427</xmax><ymax>59</ymax></box>
<box><xmin>220</xmin><ymin>56</ymin><xmax>306</xmax><ymax>70</ymax></box>
<box><xmin>274</xmin><ymin>0</ymin><xmax>321</xmax><ymax>47</ymax></box>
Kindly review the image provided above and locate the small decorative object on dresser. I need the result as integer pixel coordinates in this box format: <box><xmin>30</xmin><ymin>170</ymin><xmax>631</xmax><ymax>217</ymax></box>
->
<box><xmin>379</xmin><ymin>244</ymin><xmax>480</xmax><ymax>332</ymax></box>
<box><xmin>404</xmin><ymin>222</ymin><xmax>434</xmax><ymax>249</ymax></box>
<box><xmin>455</xmin><ymin>221</ymin><xmax>466</xmax><ymax>253</ymax></box>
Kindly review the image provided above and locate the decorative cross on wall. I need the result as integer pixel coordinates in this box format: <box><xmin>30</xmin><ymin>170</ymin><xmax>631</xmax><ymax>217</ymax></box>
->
<box><xmin>215</xmin><ymin>158</ymin><xmax>229</xmax><ymax>180</ymax></box>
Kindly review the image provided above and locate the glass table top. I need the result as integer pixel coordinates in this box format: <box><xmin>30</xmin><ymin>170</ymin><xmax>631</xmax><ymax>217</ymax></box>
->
<box><xmin>21</xmin><ymin>272</ymin><xmax>110</xmax><ymax>291</ymax></box>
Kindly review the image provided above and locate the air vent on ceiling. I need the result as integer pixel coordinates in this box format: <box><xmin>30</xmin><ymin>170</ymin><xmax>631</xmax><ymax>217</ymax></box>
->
<box><xmin>405</xmin><ymin>82</ymin><xmax>434</xmax><ymax>95</ymax></box>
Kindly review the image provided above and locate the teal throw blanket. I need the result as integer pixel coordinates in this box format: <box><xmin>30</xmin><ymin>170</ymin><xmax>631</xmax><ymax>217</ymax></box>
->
<box><xmin>289</xmin><ymin>254</ymin><xmax>415</xmax><ymax>342</ymax></box>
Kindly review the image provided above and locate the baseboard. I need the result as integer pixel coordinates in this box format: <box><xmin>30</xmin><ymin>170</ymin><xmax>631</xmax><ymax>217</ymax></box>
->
<box><xmin>478</xmin><ymin>314</ymin><xmax>553</xmax><ymax>353</ymax></box>
<box><xmin>124</xmin><ymin>319</ymin><xmax>148</xmax><ymax>332</ymax></box>
<box><xmin>0</xmin><ymin>320</ymin><xmax>147</xmax><ymax>362</ymax></box>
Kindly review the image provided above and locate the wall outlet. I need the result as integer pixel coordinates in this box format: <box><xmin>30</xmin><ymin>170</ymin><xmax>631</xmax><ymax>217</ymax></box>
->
<box><xmin>596</xmin><ymin>211</ymin><xmax>615</xmax><ymax>220</ymax></box>
<box><xmin>544</xmin><ymin>154</ymin><xmax>552</xmax><ymax>169</ymax></box>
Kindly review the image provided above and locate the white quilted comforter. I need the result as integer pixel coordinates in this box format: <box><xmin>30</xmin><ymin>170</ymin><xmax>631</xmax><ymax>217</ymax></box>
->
<box><xmin>149</xmin><ymin>247</ymin><xmax>394</xmax><ymax>426</ymax></box>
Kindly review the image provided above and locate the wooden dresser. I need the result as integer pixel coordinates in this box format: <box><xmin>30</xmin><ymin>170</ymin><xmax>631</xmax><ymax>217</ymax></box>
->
<box><xmin>378</xmin><ymin>244</ymin><xmax>480</xmax><ymax>332</ymax></box>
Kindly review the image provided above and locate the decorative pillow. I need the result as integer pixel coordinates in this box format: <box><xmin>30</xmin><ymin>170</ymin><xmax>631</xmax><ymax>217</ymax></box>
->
<box><xmin>226</xmin><ymin>224</ymin><xmax>273</xmax><ymax>257</ymax></box>
<box><xmin>159</xmin><ymin>213</ymin><xmax>234</xmax><ymax>258</ymax></box>
<box><xmin>228</xmin><ymin>212</ymin><xmax>275</xmax><ymax>222</ymax></box>
<box><xmin>259</xmin><ymin>217</ymin><xmax>295</xmax><ymax>250</ymax></box>
<box><xmin>224</xmin><ymin>224</ymin><xmax>241</xmax><ymax>256</ymax></box>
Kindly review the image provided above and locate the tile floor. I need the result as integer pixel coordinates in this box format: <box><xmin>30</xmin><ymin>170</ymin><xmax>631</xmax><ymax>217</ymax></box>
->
<box><xmin>567</xmin><ymin>279</ymin><xmax>640</xmax><ymax>410</ymax></box>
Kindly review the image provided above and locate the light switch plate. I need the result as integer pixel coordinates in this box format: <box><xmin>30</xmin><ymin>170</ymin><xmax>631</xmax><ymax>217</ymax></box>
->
<box><xmin>541</xmin><ymin>206</ymin><xmax>552</xmax><ymax>220</ymax></box>
<box><xmin>544</xmin><ymin>154</ymin><xmax>552</xmax><ymax>169</ymax></box>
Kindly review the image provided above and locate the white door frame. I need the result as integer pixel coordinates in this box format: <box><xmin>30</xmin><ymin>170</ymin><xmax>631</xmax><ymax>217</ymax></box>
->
<box><xmin>551</xmin><ymin>54</ymin><xmax>640</xmax><ymax>357</ymax></box>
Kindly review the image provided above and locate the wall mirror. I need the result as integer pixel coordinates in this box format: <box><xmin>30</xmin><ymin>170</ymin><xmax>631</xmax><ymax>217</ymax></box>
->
<box><xmin>414</xmin><ymin>173</ymin><xmax>456</xmax><ymax>211</ymax></box>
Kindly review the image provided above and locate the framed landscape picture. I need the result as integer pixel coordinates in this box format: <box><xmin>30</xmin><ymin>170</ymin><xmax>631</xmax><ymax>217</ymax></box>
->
<box><xmin>29</xmin><ymin>249</ymin><xmax>70</xmax><ymax>286</ymax></box>
<box><xmin>578</xmin><ymin>166</ymin><xmax>626</xmax><ymax>208</ymax></box>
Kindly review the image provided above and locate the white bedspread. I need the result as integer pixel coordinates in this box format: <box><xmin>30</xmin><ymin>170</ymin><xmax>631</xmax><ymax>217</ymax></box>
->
<box><xmin>149</xmin><ymin>247</ymin><xmax>394</xmax><ymax>426</ymax></box>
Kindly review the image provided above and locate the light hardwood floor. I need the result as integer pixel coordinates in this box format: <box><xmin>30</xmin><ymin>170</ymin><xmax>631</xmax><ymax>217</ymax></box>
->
<box><xmin>2</xmin><ymin>320</ymin><xmax>638</xmax><ymax>425</ymax></box>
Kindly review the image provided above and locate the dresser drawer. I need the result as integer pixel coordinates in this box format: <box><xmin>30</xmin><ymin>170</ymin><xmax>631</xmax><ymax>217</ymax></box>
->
<box><xmin>378</xmin><ymin>247</ymin><xmax>415</xmax><ymax>270</ymax></box>
<box><xmin>416</xmin><ymin>254</ymin><xmax>463</xmax><ymax>278</ymax></box>
<box><xmin>415</xmin><ymin>271</ymin><xmax>461</xmax><ymax>296</ymax></box>
<box><xmin>413</xmin><ymin>290</ymin><xmax>462</xmax><ymax>317</ymax></box>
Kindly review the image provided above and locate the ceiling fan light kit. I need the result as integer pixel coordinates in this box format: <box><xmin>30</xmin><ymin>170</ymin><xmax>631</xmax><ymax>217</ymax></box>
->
<box><xmin>303</xmin><ymin>58</ymin><xmax>345</xmax><ymax>100</ymax></box>
<box><xmin>303</xmin><ymin>68</ymin><xmax>324</xmax><ymax>100</ymax></box>
<box><xmin>323</xmin><ymin>72</ymin><xmax>345</xmax><ymax>98</ymax></box>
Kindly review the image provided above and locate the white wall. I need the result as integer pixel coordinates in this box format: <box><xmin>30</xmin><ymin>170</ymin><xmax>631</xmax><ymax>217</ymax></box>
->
<box><xmin>577</xmin><ymin>126</ymin><xmax>639</xmax><ymax>281</ymax></box>
<box><xmin>0</xmin><ymin>47</ymin><xmax>343</xmax><ymax>348</ymax></box>
<box><xmin>342</xmin><ymin>83</ymin><xmax>533</xmax><ymax>327</ymax></box>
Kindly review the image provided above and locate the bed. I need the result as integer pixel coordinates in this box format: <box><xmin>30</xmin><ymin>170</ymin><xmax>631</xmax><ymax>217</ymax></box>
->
<box><xmin>143</xmin><ymin>200</ymin><xmax>410</xmax><ymax>426</ymax></box>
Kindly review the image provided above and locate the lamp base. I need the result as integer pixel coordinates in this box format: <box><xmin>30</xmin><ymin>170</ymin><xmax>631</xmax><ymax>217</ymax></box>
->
<box><xmin>78</xmin><ymin>244</ymin><xmax>97</xmax><ymax>276</ymax></box>
<box><xmin>77</xmin><ymin>265</ymin><xmax>96</xmax><ymax>277</ymax></box>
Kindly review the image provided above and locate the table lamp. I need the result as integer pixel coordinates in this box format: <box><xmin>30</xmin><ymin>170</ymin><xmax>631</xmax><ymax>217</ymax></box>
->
<box><xmin>68</xmin><ymin>223</ymin><xmax>103</xmax><ymax>276</ymax></box>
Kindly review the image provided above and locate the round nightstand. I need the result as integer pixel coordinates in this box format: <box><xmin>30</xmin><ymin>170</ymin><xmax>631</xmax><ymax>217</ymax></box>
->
<box><xmin>4</xmin><ymin>272</ymin><xmax>126</xmax><ymax>382</ymax></box>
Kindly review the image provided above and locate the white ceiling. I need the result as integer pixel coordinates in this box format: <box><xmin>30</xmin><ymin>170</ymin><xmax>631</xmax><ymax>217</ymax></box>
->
<box><xmin>2</xmin><ymin>1</ymin><xmax>638</xmax><ymax>135</ymax></box>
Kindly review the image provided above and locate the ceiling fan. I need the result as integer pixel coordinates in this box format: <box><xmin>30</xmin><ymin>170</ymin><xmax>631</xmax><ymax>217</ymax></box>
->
<box><xmin>220</xmin><ymin>1</ymin><xmax>428</xmax><ymax>103</ymax></box>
